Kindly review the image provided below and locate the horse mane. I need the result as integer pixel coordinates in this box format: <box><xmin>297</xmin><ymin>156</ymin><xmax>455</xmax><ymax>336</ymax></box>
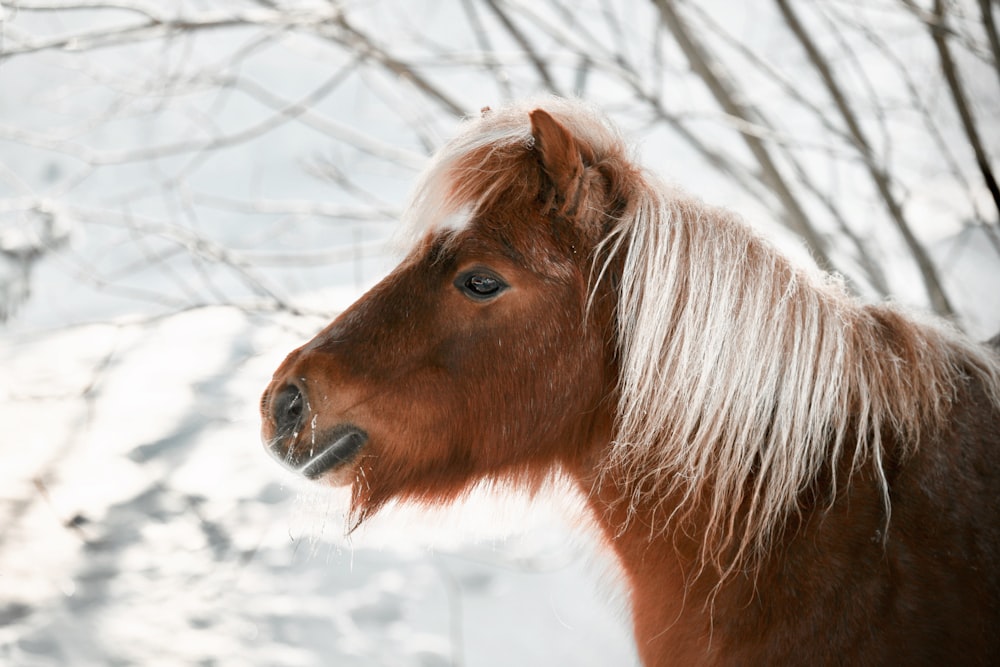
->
<box><xmin>401</xmin><ymin>97</ymin><xmax>1000</xmax><ymax>575</ymax></box>
<box><xmin>607</xmin><ymin>184</ymin><xmax>1000</xmax><ymax>570</ymax></box>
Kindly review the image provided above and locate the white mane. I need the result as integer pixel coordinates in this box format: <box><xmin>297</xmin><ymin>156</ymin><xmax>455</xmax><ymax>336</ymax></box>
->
<box><xmin>399</xmin><ymin>97</ymin><xmax>1000</xmax><ymax>572</ymax></box>
<box><xmin>605</xmin><ymin>171</ymin><xmax>1000</xmax><ymax>571</ymax></box>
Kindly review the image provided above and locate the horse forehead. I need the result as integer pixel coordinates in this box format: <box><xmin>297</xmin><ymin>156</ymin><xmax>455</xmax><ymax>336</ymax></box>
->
<box><xmin>439</xmin><ymin>207</ymin><xmax>475</xmax><ymax>234</ymax></box>
<box><xmin>422</xmin><ymin>195</ymin><xmax>544</xmax><ymax>241</ymax></box>
<box><xmin>445</xmin><ymin>212</ymin><xmax>571</xmax><ymax>263</ymax></box>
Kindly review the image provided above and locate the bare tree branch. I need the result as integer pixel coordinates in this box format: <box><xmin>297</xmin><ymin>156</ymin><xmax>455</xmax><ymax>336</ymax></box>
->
<box><xmin>482</xmin><ymin>0</ymin><xmax>563</xmax><ymax>94</ymax></box>
<box><xmin>651</xmin><ymin>0</ymin><xmax>838</xmax><ymax>273</ymax></box>
<box><xmin>0</xmin><ymin>7</ymin><xmax>334</xmax><ymax>58</ymax></box>
<box><xmin>980</xmin><ymin>0</ymin><xmax>1000</xmax><ymax>87</ymax></box>
<box><xmin>3</xmin><ymin>0</ymin><xmax>996</xmax><ymax>332</ymax></box>
<box><xmin>460</xmin><ymin>0</ymin><xmax>514</xmax><ymax>100</ymax></box>
<box><xmin>320</xmin><ymin>12</ymin><xmax>469</xmax><ymax>118</ymax></box>
<box><xmin>678</xmin><ymin>3</ymin><xmax>891</xmax><ymax>294</ymax></box>
<box><xmin>926</xmin><ymin>0</ymin><xmax>1000</xmax><ymax>224</ymax></box>
<box><xmin>775</xmin><ymin>0</ymin><xmax>955</xmax><ymax>317</ymax></box>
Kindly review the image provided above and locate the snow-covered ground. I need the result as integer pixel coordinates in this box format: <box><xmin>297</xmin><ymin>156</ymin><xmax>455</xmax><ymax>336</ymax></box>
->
<box><xmin>0</xmin><ymin>303</ymin><xmax>637</xmax><ymax>666</ymax></box>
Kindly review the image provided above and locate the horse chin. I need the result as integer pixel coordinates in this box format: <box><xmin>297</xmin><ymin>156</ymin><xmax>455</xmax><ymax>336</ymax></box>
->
<box><xmin>321</xmin><ymin>465</ymin><xmax>358</xmax><ymax>488</ymax></box>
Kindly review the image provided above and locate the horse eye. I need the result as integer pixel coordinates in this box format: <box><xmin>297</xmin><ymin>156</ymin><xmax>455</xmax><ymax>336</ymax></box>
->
<box><xmin>457</xmin><ymin>271</ymin><xmax>507</xmax><ymax>300</ymax></box>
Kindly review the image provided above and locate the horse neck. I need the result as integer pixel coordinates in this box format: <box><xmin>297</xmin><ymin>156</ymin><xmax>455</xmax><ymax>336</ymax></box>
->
<box><xmin>559</xmin><ymin>412</ymin><xmax>725</xmax><ymax>661</ymax></box>
<box><xmin>575</xmin><ymin>468</ymin><xmax>723</xmax><ymax>664</ymax></box>
<box><xmin>570</xmin><ymin>390</ymin><xmax>887</xmax><ymax>664</ymax></box>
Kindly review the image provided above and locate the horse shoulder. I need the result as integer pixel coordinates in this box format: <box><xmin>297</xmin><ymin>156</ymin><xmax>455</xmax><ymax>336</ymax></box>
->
<box><xmin>711</xmin><ymin>372</ymin><xmax>1000</xmax><ymax>665</ymax></box>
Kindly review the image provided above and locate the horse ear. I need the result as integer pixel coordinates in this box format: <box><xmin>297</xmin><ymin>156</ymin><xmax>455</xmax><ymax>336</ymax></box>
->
<box><xmin>529</xmin><ymin>109</ymin><xmax>590</xmax><ymax>213</ymax></box>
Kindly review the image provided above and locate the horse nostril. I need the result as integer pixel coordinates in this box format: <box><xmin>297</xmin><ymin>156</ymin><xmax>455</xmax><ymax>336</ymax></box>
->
<box><xmin>272</xmin><ymin>383</ymin><xmax>306</xmax><ymax>437</ymax></box>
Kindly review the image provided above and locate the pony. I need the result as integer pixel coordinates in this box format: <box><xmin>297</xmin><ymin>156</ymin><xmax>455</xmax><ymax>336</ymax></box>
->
<box><xmin>260</xmin><ymin>97</ymin><xmax>1000</xmax><ymax>666</ymax></box>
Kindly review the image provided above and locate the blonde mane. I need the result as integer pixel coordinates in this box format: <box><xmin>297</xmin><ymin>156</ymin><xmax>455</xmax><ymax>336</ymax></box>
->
<box><xmin>401</xmin><ymin>98</ymin><xmax>1000</xmax><ymax>573</ymax></box>
<box><xmin>608</xmin><ymin>181</ymin><xmax>1000</xmax><ymax>568</ymax></box>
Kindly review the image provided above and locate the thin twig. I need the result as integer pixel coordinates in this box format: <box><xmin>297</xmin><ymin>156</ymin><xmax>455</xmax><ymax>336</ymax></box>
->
<box><xmin>980</xmin><ymin>0</ymin><xmax>1000</xmax><ymax>87</ymax></box>
<box><xmin>460</xmin><ymin>0</ymin><xmax>514</xmax><ymax>100</ymax></box>
<box><xmin>927</xmin><ymin>0</ymin><xmax>1000</xmax><ymax>223</ymax></box>
<box><xmin>504</xmin><ymin>1</ymin><xmax>775</xmax><ymax>211</ymax></box>
<box><xmin>651</xmin><ymin>0</ymin><xmax>838</xmax><ymax>273</ymax></box>
<box><xmin>320</xmin><ymin>12</ymin><xmax>468</xmax><ymax>117</ymax></box>
<box><xmin>775</xmin><ymin>0</ymin><xmax>954</xmax><ymax>316</ymax></box>
<box><xmin>482</xmin><ymin>0</ymin><xmax>562</xmax><ymax>94</ymax></box>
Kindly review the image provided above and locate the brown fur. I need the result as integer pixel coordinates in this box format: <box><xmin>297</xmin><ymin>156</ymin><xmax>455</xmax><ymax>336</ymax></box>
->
<box><xmin>262</xmin><ymin>98</ymin><xmax>1000</xmax><ymax>666</ymax></box>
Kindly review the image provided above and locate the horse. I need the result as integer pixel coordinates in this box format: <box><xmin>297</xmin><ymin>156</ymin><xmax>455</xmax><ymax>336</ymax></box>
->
<box><xmin>260</xmin><ymin>97</ymin><xmax>1000</xmax><ymax>666</ymax></box>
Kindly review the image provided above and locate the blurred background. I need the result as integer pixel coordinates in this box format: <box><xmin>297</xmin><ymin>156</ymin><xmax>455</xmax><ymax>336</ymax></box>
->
<box><xmin>1</xmin><ymin>1</ymin><xmax>997</xmax><ymax>665</ymax></box>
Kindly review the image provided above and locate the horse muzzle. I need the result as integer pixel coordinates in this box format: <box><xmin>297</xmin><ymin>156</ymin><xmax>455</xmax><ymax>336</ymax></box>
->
<box><xmin>261</xmin><ymin>381</ymin><xmax>368</xmax><ymax>480</ymax></box>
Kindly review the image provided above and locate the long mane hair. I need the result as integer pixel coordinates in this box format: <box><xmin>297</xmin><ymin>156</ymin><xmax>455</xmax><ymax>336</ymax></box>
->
<box><xmin>401</xmin><ymin>97</ymin><xmax>1000</xmax><ymax>575</ymax></box>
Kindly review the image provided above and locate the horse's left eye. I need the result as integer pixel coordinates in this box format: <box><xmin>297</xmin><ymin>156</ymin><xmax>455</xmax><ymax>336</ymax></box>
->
<box><xmin>457</xmin><ymin>271</ymin><xmax>507</xmax><ymax>300</ymax></box>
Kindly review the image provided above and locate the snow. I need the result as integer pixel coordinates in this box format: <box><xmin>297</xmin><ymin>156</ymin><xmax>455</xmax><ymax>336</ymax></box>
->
<box><xmin>0</xmin><ymin>305</ymin><xmax>638</xmax><ymax>666</ymax></box>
